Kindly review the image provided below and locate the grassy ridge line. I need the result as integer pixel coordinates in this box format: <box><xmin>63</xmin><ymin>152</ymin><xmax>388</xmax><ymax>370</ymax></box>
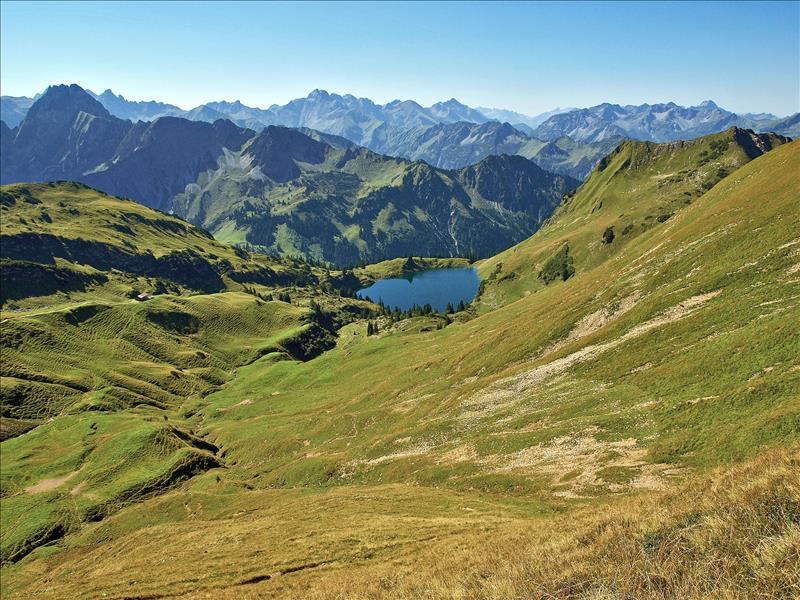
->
<box><xmin>0</xmin><ymin>181</ymin><xmax>361</xmax><ymax>310</ymax></box>
<box><xmin>476</xmin><ymin>127</ymin><xmax>789</xmax><ymax>308</ymax></box>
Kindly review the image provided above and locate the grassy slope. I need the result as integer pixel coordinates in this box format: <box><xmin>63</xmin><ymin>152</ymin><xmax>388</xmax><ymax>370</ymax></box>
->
<box><xmin>0</xmin><ymin>181</ymin><xmax>345</xmax><ymax>310</ymax></box>
<box><xmin>0</xmin><ymin>183</ymin><xmax>377</xmax><ymax>567</ymax></box>
<box><xmin>477</xmin><ymin>128</ymin><xmax>789</xmax><ymax>307</ymax></box>
<box><xmin>1</xmin><ymin>140</ymin><xmax>798</xmax><ymax>597</ymax></box>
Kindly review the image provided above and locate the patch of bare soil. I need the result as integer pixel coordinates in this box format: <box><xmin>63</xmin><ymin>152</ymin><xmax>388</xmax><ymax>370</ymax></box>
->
<box><xmin>464</xmin><ymin>291</ymin><xmax>721</xmax><ymax>414</ymax></box>
<box><xmin>25</xmin><ymin>470</ymin><xmax>80</xmax><ymax>494</ymax></box>
<box><xmin>537</xmin><ymin>289</ymin><xmax>643</xmax><ymax>360</ymax></box>
<box><xmin>481</xmin><ymin>428</ymin><xmax>682</xmax><ymax>497</ymax></box>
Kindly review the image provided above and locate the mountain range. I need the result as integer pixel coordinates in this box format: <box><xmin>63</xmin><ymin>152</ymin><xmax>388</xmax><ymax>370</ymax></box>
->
<box><xmin>6</xmin><ymin>87</ymin><xmax>795</xmax><ymax>141</ymax></box>
<box><xmin>366</xmin><ymin>120</ymin><xmax>623</xmax><ymax>179</ymax></box>
<box><xmin>4</xmin><ymin>87</ymin><xmax>796</xmax><ymax>174</ymax></box>
<box><xmin>0</xmin><ymin>84</ymin><xmax>578</xmax><ymax>265</ymax></box>
<box><xmin>531</xmin><ymin>100</ymin><xmax>797</xmax><ymax>142</ymax></box>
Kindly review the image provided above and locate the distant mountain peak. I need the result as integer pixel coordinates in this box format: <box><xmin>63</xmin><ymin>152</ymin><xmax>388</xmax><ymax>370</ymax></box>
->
<box><xmin>33</xmin><ymin>83</ymin><xmax>111</xmax><ymax>119</ymax></box>
<box><xmin>529</xmin><ymin>99</ymin><xmax>788</xmax><ymax>143</ymax></box>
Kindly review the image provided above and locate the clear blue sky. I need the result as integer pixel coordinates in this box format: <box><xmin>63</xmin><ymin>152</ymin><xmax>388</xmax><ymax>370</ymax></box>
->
<box><xmin>1</xmin><ymin>1</ymin><xmax>798</xmax><ymax>116</ymax></box>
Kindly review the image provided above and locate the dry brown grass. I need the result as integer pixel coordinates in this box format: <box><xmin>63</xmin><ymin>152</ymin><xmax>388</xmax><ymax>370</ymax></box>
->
<box><xmin>203</xmin><ymin>446</ymin><xmax>800</xmax><ymax>599</ymax></box>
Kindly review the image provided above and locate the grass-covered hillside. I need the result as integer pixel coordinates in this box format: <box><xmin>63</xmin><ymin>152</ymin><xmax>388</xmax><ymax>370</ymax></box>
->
<box><xmin>1</xmin><ymin>135</ymin><xmax>798</xmax><ymax>598</ymax></box>
<box><xmin>0</xmin><ymin>181</ymin><xmax>378</xmax><ymax>565</ymax></box>
<box><xmin>0</xmin><ymin>181</ymin><xmax>366</xmax><ymax>304</ymax></box>
<box><xmin>478</xmin><ymin>127</ymin><xmax>790</xmax><ymax>306</ymax></box>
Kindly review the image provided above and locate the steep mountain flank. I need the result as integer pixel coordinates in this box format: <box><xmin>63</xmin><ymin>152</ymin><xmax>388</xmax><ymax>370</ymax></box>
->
<box><xmin>479</xmin><ymin>127</ymin><xmax>791</xmax><ymax>304</ymax></box>
<box><xmin>173</xmin><ymin>126</ymin><xmax>578</xmax><ymax>264</ymax></box>
<box><xmin>1</xmin><ymin>85</ymin><xmax>131</xmax><ymax>183</ymax></box>
<box><xmin>82</xmin><ymin>117</ymin><xmax>255</xmax><ymax>212</ymax></box>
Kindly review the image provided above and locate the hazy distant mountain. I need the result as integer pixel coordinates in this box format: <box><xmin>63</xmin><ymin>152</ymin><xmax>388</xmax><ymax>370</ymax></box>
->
<box><xmin>181</xmin><ymin>104</ymin><xmax>230</xmax><ymax>125</ymax></box>
<box><xmin>1</xmin><ymin>84</ymin><xmax>578</xmax><ymax>263</ymax></box>
<box><xmin>184</xmin><ymin>91</ymin><xmax>495</xmax><ymax>149</ymax></box>
<box><xmin>766</xmin><ymin>113</ymin><xmax>800</xmax><ymax>138</ymax></box>
<box><xmin>532</xmin><ymin>101</ymin><xmax>792</xmax><ymax>142</ymax></box>
<box><xmin>382</xmin><ymin>99</ymin><xmax>439</xmax><ymax>128</ymax></box>
<box><xmin>428</xmin><ymin>98</ymin><xmax>489</xmax><ymax>124</ymax></box>
<box><xmin>88</xmin><ymin>89</ymin><xmax>184</xmax><ymax>121</ymax></box>
<box><xmin>372</xmin><ymin>121</ymin><xmax>530</xmax><ymax>169</ymax></box>
<box><xmin>0</xmin><ymin>96</ymin><xmax>34</xmax><ymax>128</ymax></box>
<box><xmin>202</xmin><ymin>100</ymin><xmax>275</xmax><ymax>130</ymax></box>
<box><xmin>477</xmin><ymin>106</ymin><xmax>577</xmax><ymax>129</ymax></box>
<box><xmin>740</xmin><ymin>111</ymin><xmax>779</xmax><ymax>122</ymax></box>
<box><xmin>369</xmin><ymin>120</ymin><xmax>622</xmax><ymax>180</ymax></box>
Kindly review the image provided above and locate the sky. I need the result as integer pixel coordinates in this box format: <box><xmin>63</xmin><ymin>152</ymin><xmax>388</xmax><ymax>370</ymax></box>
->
<box><xmin>1</xmin><ymin>1</ymin><xmax>798</xmax><ymax>116</ymax></box>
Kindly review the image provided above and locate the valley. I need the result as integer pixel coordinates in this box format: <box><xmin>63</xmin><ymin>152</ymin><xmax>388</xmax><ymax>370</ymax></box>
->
<box><xmin>2</xmin><ymin>1</ymin><xmax>799</xmax><ymax>596</ymax></box>
<box><xmin>1</xmin><ymin>127</ymin><xmax>798</xmax><ymax>597</ymax></box>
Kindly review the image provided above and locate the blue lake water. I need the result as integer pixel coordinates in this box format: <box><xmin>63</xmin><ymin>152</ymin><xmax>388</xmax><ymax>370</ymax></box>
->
<box><xmin>357</xmin><ymin>268</ymin><xmax>481</xmax><ymax>313</ymax></box>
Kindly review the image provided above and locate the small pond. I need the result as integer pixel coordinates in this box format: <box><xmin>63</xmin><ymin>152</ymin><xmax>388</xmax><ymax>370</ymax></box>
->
<box><xmin>356</xmin><ymin>268</ymin><xmax>481</xmax><ymax>313</ymax></box>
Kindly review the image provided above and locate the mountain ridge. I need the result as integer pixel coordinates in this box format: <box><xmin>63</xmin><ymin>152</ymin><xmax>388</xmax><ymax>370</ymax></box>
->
<box><xmin>531</xmin><ymin>100</ymin><xmax>798</xmax><ymax>142</ymax></box>
<box><xmin>1</xmin><ymin>85</ymin><xmax>578</xmax><ymax>264</ymax></box>
<box><xmin>5</xmin><ymin>85</ymin><xmax>794</xmax><ymax>185</ymax></box>
<box><xmin>7</xmin><ymin>86</ymin><xmax>793</xmax><ymax>143</ymax></box>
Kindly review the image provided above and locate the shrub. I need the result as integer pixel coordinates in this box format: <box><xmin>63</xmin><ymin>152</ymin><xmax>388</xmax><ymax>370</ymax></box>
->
<box><xmin>539</xmin><ymin>244</ymin><xmax>575</xmax><ymax>284</ymax></box>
